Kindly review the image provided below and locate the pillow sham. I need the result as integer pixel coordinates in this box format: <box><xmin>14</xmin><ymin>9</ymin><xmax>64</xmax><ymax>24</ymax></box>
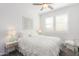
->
<box><xmin>21</xmin><ymin>30</ymin><xmax>39</xmax><ymax>38</ymax></box>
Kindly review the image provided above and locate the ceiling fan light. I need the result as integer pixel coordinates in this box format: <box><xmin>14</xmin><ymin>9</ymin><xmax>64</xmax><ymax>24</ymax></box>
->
<box><xmin>43</xmin><ymin>4</ymin><xmax>48</xmax><ymax>9</ymax></box>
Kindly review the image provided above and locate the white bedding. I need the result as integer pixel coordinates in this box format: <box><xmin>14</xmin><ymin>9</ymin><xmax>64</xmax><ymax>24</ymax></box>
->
<box><xmin>18</xmin><ymin>31</ymin><xmax>62</xmax><ymax>56</ymax></box>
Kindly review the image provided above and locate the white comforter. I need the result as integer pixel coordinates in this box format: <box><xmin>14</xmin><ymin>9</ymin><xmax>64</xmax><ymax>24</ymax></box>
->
<box><xmin>18</xmin><ymin>35</ymin><xmax>62</xmax><ymax>56</ymax></box>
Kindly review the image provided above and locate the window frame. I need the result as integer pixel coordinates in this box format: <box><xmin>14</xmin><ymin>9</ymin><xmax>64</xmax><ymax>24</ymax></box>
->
<box><xmin>44</xmin><ymin>14</ymin><xmax>68</xmax><ymax>33</ymax></box>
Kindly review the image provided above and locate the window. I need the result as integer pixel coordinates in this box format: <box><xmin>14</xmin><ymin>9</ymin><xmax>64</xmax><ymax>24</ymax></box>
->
<box><xmin>56</xmin><ymin>14</ymin><xmax>68</xmax><ymax>31</ymax></box>
<box><xmin>44</xmin><ymin>14</ymin><xmax>68</xmax><ymax>32</ymax></box>
<box><xmin>45</xmin><ymin>17</ymin><xmax>54</xmax><ymax>31</ymax></box>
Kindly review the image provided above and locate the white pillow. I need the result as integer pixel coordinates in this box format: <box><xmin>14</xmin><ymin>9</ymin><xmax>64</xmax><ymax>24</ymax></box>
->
<box><xmin>22</xmin><ymin>30</ymin><xmax>38</xmax><ymax>38</ymax></box>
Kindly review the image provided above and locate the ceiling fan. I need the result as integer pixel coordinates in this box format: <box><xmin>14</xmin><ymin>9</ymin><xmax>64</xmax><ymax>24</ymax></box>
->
<box><xmin>32</xmin><ymin>3</ymin><xmax>53</xmax><ymax>11</ymax></box>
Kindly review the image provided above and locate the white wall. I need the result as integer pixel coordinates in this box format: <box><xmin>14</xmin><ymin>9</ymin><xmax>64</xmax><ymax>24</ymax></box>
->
<box><xmin>0</xmin><ymin>3</ymin><xmax>40</xmax><ymax>55</ymax></box>
<box><xmin>40</xmin><ymin>4</ymin><xmax>79</xmax><ymax>41</ymax></box>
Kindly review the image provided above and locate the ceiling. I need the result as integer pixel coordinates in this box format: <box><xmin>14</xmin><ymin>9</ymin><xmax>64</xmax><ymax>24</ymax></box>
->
<box><xmin>31</xmin><ymin>3</ymin><xmax>73</xmax><ymax>13</ymax></box>
<box><xmin>0</xmin><ymin>3</ymin><xmax>73</xmax><ymax>14</ymax></box>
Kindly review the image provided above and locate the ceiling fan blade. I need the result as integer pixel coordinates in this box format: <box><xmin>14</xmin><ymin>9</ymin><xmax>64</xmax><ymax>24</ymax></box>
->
<box><xmin>33</xmin><ymin>3</ymin><xmax>43</xmax><ymax>5</ymax></box>
<box><xmin>40</xmin><ymin>7</ymin><xmax>43</xmax><ymax>11</ymax></box>
<box><xmin>48</xmin><ymin>5</ymin><xmax>53</xmax><ymax>9</ymax></box>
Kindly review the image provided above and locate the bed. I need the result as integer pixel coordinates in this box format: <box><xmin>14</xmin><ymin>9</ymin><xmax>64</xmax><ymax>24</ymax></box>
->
<box><xmin>18</xmin><ymin>30</ymin><xmax>63</xmax><ymax>56</ymax></box>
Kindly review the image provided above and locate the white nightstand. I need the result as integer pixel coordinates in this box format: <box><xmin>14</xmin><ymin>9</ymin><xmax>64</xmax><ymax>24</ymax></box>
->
<box><xmin>5</xmin><ymin>41</ymin><xmax>18</xmax><ymax>54</ymax></box>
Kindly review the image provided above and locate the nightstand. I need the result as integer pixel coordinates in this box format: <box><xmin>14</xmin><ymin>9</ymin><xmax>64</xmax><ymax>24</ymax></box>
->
<box><xmin>5</xmin><ymin>41</ymin><xmax>18</xmax><ymax>54</ymax></box>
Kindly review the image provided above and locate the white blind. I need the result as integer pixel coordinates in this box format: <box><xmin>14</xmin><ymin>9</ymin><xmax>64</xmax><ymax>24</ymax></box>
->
<box><xmin>56</xmin><ymin>14</ymin><xmax>68</xmax><ymax>31</ymax></box>
<box><xmin>45</xmin><ymin>17</ymin><xmax>54</xmax><ymax>31</ymax></box>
